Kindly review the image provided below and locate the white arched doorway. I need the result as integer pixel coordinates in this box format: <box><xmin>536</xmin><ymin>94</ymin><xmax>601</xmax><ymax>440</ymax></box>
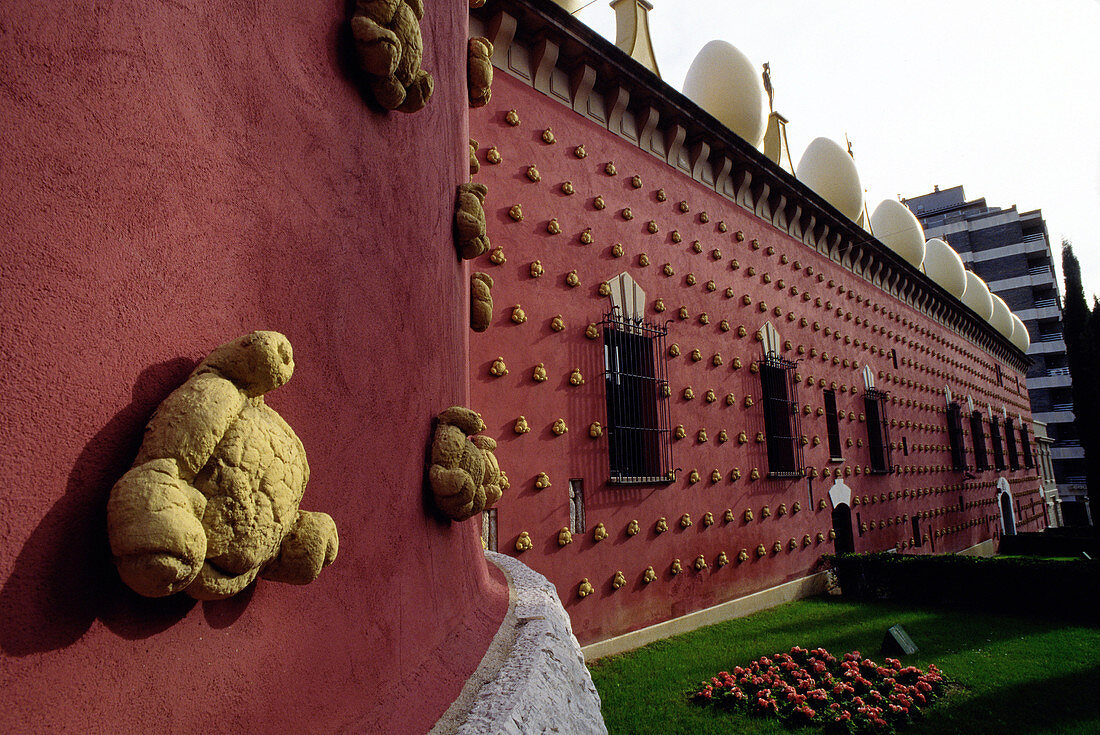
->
<box><xmin>996</xmin><ymin>477</ymin><xmax>1016</xmax><ymax>536</ymax></box>
<box><xmin>828</xmin><ymin>480</ymin><xmax>855</xmax><ymax>553</ymax></box>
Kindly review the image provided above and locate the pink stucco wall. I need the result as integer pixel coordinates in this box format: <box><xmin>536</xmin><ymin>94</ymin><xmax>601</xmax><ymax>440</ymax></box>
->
<box><xmin>0</xmin><ymin>2</ymin><xmax>507</xmax><ymax>733</ymax></box>
<box><xmin>469</xmin><ymin>73</ymin><xmax>1043</xmax><ymax>644</ymax></box>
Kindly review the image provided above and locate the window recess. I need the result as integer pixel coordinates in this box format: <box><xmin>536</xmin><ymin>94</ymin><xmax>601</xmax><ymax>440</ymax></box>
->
<box><xmin>569</xmin><ymin>479</ymin><xmax>586</xmax><ymax>534</ymax></box>
<box><xmin>761</xmin><ymin>352</ymin><xmax>805</xmax><ymax>477</ymax></box>
<box><xmin>970</xmin><ymin>411</ymin><xmax>989</xmax><ymax>471</ymax></box>
<box><xmin>864</xmin><ymin>388</ymin><xmax>891</xmax><ymax>474</ymax></box>
<box><xmin>947</xmin><ymin>402</ymin><xmax>967</xmax><ymax>471</ymax></box>
<box><xmin>1005</xmin><ymin>417</ymin><xmax>1019</xmax><ymax>470</ymax></box>
<box><xmin>990</xmin><ymin>416</ymin><xmax>1005</xmax><ymax>471</ymax></box>
<box><xmin>824</xmin><ymin>389</ymin><xmax>843</xmax><ymax>461</ymax></box>
<box><xmin>1021</xmin><ymin>424</ymin><xmax>1033</xmax><ymax>469</ymax></box>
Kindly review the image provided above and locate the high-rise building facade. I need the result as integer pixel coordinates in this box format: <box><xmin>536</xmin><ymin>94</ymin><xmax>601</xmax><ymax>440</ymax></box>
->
<box><xmin>905</xmin><ymin>186</ymin><xmax>1088</xmax><ymax>522</ymax></box>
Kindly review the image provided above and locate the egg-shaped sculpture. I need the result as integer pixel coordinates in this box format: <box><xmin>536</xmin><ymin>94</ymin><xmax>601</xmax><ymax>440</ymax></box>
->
<box><xmin>870</xmin><ymin>200</ymin><xmax>925</xmax><ymax>269</ymax></box>
<box><xmin>682</xmin><ymin>41</ymin><xmax>768</xmax><ymax>150</ymax></box>
<box><xmin>547</xmin><ymin>0</ymin><xmax>588</xmax><ymax>12</ymax></box>
<box><xmin>961</xmin><ymin>271</ymin><xmax>994</xmax><ymax>321</ymax></box>
<box><xmin>990</xmin><ymin>294</ymin><xmax>1014</xmax><ymax>338</ymax></box>
<box><xmin>795</xmin><ymin>137</ymin><xmax>863</xmax><ymax>222</ymax></box>
<box><xmin>1010</xmin><ymin>313</ymin><xmax>1030</xmax><ymax>352</ymax></box>
<box><xmin>923</xmin><ymin>238</ymin><xmax>966</xmax><ymax>298</ymax></box>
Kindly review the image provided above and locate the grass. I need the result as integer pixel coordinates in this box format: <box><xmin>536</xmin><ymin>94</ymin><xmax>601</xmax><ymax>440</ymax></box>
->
<box><xmin>588</xmin><ymin>596</ymin><xmax>1100</xmax><ymax>735</ymax></box>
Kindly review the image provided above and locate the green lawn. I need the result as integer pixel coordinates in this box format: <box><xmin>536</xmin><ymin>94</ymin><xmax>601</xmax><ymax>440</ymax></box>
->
<box><xmin>588</xmin><ymin>597</ymin><xmax>1100</xmax><ymax>735</ymax></box>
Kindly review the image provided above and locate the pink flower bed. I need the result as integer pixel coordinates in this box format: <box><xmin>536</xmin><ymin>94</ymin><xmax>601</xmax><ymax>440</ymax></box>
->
<box><xmin>689</xmin><ymin>647</ymin><xmax>950</xmax><ymax>734</ymax></box>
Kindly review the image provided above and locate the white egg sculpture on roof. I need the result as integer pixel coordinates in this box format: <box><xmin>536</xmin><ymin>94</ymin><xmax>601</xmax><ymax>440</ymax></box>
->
<box><xmin>923</xmin><ymin>238</ymin><xmax>967</xmax><ymax>298</ymax></box>
<box><xmin>870</xmin><ymin>200</ymin><xmax>926</xmax><ymax>269</ymax></box>
<box><xmin>1010</xmin><ymin>314</ymin><xmax>1030</xmax><ymax>352</ymax></box>
<box><xmin>682</xmin><ymin>41</ymin><xmax>769</xmax><ymax>150</ymax></box>
<box><xmin>795</xmin><ymin>137</ymin><xmax>863</xmax><ymax>222</ymax></box>
<box><xmin>547</xmin><ymin>0</ymin><xmax>588</xmax><ymax>12</ymax></box>
<box><xmin>962</xmin><ymin>271</ymin><xmax>994</xmax><ymax>320</ymax></box>
<box><xmin>990</xmin><ymin>294</ymin><xmax>1014</xmax><ymax>338</ymax></box>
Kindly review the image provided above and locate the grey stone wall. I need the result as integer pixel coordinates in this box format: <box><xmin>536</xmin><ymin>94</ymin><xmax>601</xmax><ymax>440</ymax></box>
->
<box><xmin>431</xmin><ymin>552</ymin><xmax>607</xmax><ymax>735</ymax></box>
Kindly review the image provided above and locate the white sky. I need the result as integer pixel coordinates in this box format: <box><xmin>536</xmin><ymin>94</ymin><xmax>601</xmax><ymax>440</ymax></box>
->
<box><xmin>572</xmin><ymin>0</ymin><xmax>1100</xmax><ymax>300</ymax></box>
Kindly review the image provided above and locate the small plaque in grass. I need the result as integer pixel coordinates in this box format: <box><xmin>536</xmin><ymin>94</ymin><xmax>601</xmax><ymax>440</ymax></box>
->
<box><xmin>882</xmin><ymin>624</ymin><xmax>919</xmax><ymax>656</ymax></box>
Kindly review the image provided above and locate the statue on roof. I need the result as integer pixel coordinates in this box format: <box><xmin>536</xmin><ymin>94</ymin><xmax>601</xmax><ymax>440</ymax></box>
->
<box><xmin>762</xmin><ymin>62</ymin><xmax>774</xmax><ymax>112</ymax></box>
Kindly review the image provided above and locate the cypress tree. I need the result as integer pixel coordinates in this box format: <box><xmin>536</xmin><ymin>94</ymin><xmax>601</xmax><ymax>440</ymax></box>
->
<box><xmin>1061</xmin><ymin>242</ymin><xmax>1099</xmax><ymax>523</ymax></box>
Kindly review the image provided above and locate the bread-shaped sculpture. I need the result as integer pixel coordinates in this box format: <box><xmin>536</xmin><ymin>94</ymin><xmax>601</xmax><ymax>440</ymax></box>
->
<box><xmin>428</xmin><ymin>406</ymin><xmax>507</xmax><ymax>521</ymax></box>
<box><xmin>108</xmin><ymin>331</ymin><xmax>338</xmax><ymax>599</ymax></box>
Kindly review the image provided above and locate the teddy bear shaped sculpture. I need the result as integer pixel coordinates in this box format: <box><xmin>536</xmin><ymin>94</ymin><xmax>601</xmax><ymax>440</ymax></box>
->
<box><xmin>107</xmin><ymin>331</ymin><xmax>338</xmax><ymax>599</ymax></box>
<box><xmin>428</xmin><ymin>406</ymin><xmax>506</xmax><ymax>521</ymax></box>
<box><xmin>351</xmin><ymin>0</ymin><xmax>434</xmax><ymax>113</ymax></box>
<box><xmin>467</xmin><ymin>37</ymin><xmax>494</xmax><ymax>107</ymax></box>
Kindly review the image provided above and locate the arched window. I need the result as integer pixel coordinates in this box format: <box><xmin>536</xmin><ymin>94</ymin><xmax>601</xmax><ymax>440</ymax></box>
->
<box><xmin>947</xmin><ymin>402</ymin><xmax>966</xmax><ymax>471</ymax></box>
<box><xmin>990</xmin><ymin>409</ymin><xmax>1005</xmax><ymax>471</ymax></box>
<box><xmin>1005</xmin><ymin>416</ymin><xmax>1019</xmax><ymax>470</ymax></box>
<box><xmin>970</xmin><ymin>409</ymin><xmax>989</xmax><ymax>471</ymax></box>
<box><xmin>864</xmin><ymin>387</ymin><xmax>891</xmax><ymax>474</ymax></box>
<box><xmin>759</xmin><ymin>322</ymin><xmax>803</xmax><ymax>477</ymax></box>
<box><xmin>1020</xmin><ymin>422</ymin><xmax>1033</xmax><ymax>469</ymax></box>
<box><xmin>601</xmin><ymin>273</ymin><xmax>673</xmax><ymax>484</ymax></box>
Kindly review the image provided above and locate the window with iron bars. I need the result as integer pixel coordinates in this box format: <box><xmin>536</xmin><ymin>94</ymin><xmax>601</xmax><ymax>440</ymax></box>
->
<box><xmin>990</xmin><ymin>416</ymin><xmax>1005</xmax><ymax>470</ymax></box>
<box><xmin>864</xmin><ymin>389</ymin><xmax>891</xmax><ymax>474</ymax></box>
<box><xmin>1005</xmin><ymin>417</ymin><xmax>1019</xmax><ymax>470</ymax></box>
<box><xmin>823</xmin><ymin>389</ymin><xmax>843</xmax><ymax>461</ymax></box>
<box><xmin>947</xmin><ymin>402</ymin><xmax>967</xmax><ymax>471</ymax></box>
<box><xmin>760</xmin><ymin>352</ymin><xmax>804</xmax><ymax>477</ymax></box>
<box><xmin>1021</xmin><ymin>424</ymin><xmax>1033</xmax><ymax>468</ymax></box>
<box><xmin>601</xmin><ymin>310</ymin><xmax>673</xmax><ymax>484</ymax></box>
<box><xmin>970</xmin><ymin>411</ymin><xmax>989</xmax><ymax>471</ymax></box>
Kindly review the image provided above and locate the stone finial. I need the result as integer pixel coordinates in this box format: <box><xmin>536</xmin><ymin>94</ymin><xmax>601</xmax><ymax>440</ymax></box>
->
<box><xmin>610</xmin><ymin>0</ymin><xmax>661</xmax><ymax>77</ymax></box>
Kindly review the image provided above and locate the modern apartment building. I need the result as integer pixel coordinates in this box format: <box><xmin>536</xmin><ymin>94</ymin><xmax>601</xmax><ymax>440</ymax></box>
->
<box><xmin>905</xmin><ymin>186</ymin><xmax>1088</xmax><ymax>523</ymax></box>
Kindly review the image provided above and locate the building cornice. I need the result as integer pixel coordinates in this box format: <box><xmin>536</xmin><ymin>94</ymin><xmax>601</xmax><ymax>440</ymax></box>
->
<box><xmin>470</xmin><ymin>0</ymin><xmax>1029</xmax><ymax>373</ymax></box>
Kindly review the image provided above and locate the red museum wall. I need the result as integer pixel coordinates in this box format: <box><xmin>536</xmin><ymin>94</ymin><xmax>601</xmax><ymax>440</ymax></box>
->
<box><xmin>470</xmin><ymin>73</ymin><xmax>1044</xmax><ymax>645</ymax></box>
<box><xmin>0</xmin><ymin>2</ymin><xmax>507</xmax><ymax>734</ymax></box>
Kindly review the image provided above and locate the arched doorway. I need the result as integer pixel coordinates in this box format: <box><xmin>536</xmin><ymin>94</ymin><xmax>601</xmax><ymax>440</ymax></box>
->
<box><xmin>997</xmin><ymin>477</ymin><xmax>1016</xmax><ymax>536</ymax></box>
<box><xmin>832</xmin><ymin>503</ymin><xmax>855</xmax><ymax>553</ymax></box>
<box><xmin>828</xmin><ymin>479</ymin><xmax>855</xmax><ymax>553</ymax></box>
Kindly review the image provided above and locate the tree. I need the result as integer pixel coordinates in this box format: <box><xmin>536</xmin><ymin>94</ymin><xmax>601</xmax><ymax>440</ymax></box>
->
<box><xmin>1061</xmin><ymin>241</ymin><xmax>1100</xmax><ymax>523</ymax></box>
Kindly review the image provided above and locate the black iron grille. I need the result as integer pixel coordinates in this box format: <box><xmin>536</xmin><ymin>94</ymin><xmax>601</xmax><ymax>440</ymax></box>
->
<box><xmin>601</xmin><ymin>310</ymin><xmax>673</xmax><ymax>484</ymax></box>
<box><xmin>1005</xmin><ymin>417</ymin><xmax>1019</xmax><ymax>470</ymax></box>
<box><xmin>947</xmin><ymin>403</ymin><xmax>967</xmax><ymax>471</ymax></box>
<box><xmin>761</xmin><ymin>352</ymin><xmax>804</xmax><ymax>478</ymax></box>
<box><xmin>970</xmin><ymin>411</ymin><xmax>989</xmax><ymax>471</ymax></box>
<box><xmin>991</xmin><ymin>416</ymin><xmax>1005</xmax><ymax>470</ymax></box>
<box><xmin>824</xmin><ymin>388</ymin><xmax>843</xmax><ymax>461</ymax></box>
<box><xmin>1021</xmin><ymin>424</ymin><xmax>1033</xmax><ymax>469</ymax></box>
<box><xmin>864</xmin><ymin>388</ymin><xmax>891</xmax><ymax>474</ymax></box>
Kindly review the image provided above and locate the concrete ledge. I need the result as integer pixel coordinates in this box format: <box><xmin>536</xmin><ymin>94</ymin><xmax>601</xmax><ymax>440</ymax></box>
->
<box><xmin>957</xmin><ymin>538</ymin><xmax>996</xmax><ymax>557</ymax></box>
<box><xmin>582</xmin><ymin>572</ymin><xmax>830</xmax><ymax>661</ymax></box>
<box><xmin>430</xmin><ymin>551</ymin><xmax>607</xmax><ymax>735</ymax></box>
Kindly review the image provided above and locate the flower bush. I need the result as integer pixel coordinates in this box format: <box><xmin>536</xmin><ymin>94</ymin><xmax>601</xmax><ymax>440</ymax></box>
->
<box><xmin>688</xmin><ymin>646</ymin><xmax>950</xmax><ymax>734</ymax></box>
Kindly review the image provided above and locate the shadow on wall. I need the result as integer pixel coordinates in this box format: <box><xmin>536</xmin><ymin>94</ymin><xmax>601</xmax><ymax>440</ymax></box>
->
<box><xmin>0</xmin><ymin>357</ymin><xmax>259</xmax><ymax>656</ymax></box>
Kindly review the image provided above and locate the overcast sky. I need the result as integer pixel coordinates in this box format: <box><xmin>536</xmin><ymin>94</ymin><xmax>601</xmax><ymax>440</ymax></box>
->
<box><xmin>572</xmin><ymin>0</ymin><xmax>1100</xmax><ymax>301</ymax></box>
